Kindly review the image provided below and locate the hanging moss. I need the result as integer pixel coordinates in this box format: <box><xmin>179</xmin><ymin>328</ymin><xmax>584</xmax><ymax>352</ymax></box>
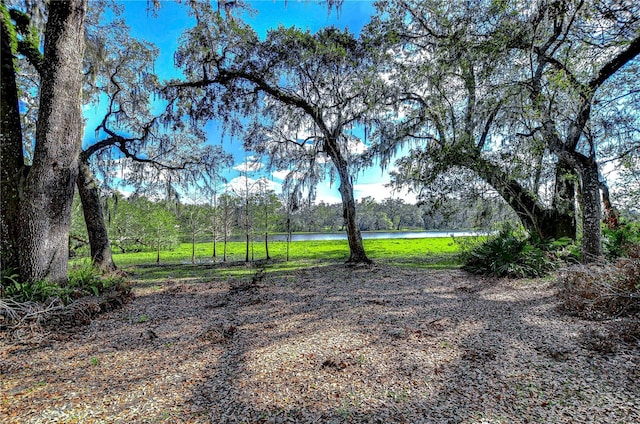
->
<box><xmin>11</xmin><ymin>8</ymin><xmax>42</xmax><ymax>66</ymax></box>
<box><xmin>22</xmin><ymin>22</ymin><xmax>41</xmax><ymax>53</ymax></box>
<box><xmin>1</xmin><ymin>5</ymin><xmax>42</xmax><ymax>73</ymax></box>
<box><xmin>0</xmin><ymin>3</ymin><xmax>19</xmax><ymax>70</ymax></box>
<box><xmin>1</xmin><ymin>4</ymin><xmax>43</xmax><ymax>74</ymax></box>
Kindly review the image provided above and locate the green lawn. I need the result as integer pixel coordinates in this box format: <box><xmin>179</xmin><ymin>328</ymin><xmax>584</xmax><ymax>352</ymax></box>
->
<box><xmin>107</xmin><ymin>237</ymin><xmax>466</xmax><ymax>269</ymax></box>
<box><xmin>88</xmin><ymin>237</ymin><xmax>467</xmax><ymax>286</ymax></box>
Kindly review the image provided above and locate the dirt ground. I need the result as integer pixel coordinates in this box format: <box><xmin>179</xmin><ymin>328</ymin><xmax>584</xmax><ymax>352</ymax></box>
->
<box><xmin>1</xmin><ymin>263</ymin><xmax>639</xmax><ymax>423</ymax></box>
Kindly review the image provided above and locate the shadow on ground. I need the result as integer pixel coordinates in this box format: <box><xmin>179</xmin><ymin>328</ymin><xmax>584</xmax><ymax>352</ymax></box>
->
<box><xmin>1</xmin><ymin>262</ymin><xmax>638</xmax><ymax>423</ymax></box>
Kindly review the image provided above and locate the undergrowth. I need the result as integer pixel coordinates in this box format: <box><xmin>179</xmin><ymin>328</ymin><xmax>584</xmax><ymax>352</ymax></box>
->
<box><xmin>558</xmin><ymin>244</ymin><xmax>640</xmax><ymax>320</ymax></box>
<box><xmin>1</xmin><ymin>263</ymin><xmax>132</xmax><ymax>335</ymax></box>
<box><xmin>1</xmin><ymin>262</ymin><xmax>125</xmax><ymax>305</ymax></box>
<box><xmin>603</xmin><ymin>220</ymin><xmax>640</xmax><ymax>259</ymax></box>
<box><xmin>458</xmin><ymin>223</ymin><xmax>571</xmax><ymax>278</ymax></box>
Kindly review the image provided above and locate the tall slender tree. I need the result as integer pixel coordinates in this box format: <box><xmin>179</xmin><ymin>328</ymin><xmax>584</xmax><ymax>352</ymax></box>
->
<box><xmin>217</xmin><ymin>192</ymin><xmax>237</xmax><ymax>262</ymax></box>
<box><xmin>77</xmin><ymin>5</ymin><xmax>231</xmax><ymax>270</ymax></box>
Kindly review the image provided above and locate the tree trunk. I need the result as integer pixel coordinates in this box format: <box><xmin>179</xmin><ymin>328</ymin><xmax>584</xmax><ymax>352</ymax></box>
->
<box><xmin>339</xmin><ymin>176</ymin><xmax>370</xmax><ymax>263</ymax></box>
<box><xmin>468</xmin><ymin>155</ymin><xmax>576</xmax><ymax>241</ymax></box>
<box><xmin>0</xmin><ymin>8</ymin><xmax>24</xmax><ymax>274</ymax></box>
<box><xmin>156</xmin><ymin>226</ymin><xmax>161</xmax><ymax>264</ymax></box>
<box><xmin>575</xmin><ymin>154</ymin><xmax>602</xmax><ymax>262</ymax></box>
<box><xmin>600</xmin><ymin>179</ymin><xmax>619</xmax><ymax>230</ymax></box>
<box><xmin>324</xmin><ymin>137</ymin><xmax>371</xmax><ymax>264</ymax></box>
<box><xmin>212</xmin><ymin>229</ymin><xmax>217</xmax><ymax>258</ymax></box>
<box><xmin>77</xmin><ymin>156</ymin><xmax>116</xmax><ymax>271</ymax></box>
<box><xmin>264</xmin><ymin>232</ymin><xmax>271</xmax><ymax>260</ymax></box>
<box><xmin>245</xmin><ymin>232</ymin><xmax>250</xmax><ymax>262</ymax></box>
<box><xmin>191</xmin><ymin>230</ymin><xmax>196</xmax><ymax>264</ymax></box>
<box><xmin>17</xmin><ymin>0</ymin><xmax>88</xmax><ymax>284</ymax></box>
<box><xmin>223</xmin><ymin>235</ymin><xmax>227</xmax><ymax>262</ymax></box>
<box><xmin>547</xmin><ymin>158</ymin><xmax>577</xmax><ymax>240</ymax></box>
<box><xmin>211</xmin><ymin>194</ymin><xmax>217</xmax><ymax>259</ymax></box>
<box><xmin>264</xmin><ymin>205</ymin><xmax>271</xmax><ymax>260</ymax></box>
<box><xmin>286</xmin><ymin>216</ymin><xmax>291</xmax><ymax>262</ymax></box>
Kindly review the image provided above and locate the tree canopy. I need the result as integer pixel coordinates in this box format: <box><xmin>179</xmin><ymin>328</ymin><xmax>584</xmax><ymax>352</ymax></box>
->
<box><xmin>372</xmin><ymin>0</ymin><xmax>640</xmax><ymax>262</ymax></box>
<box><xmin>163</xmin><ymin>5</ymin><xmax>392</xmax><ymax>263</ymax></box>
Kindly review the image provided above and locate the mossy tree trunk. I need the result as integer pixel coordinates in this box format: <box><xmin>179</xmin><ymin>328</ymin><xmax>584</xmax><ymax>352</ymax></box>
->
<box><xmin>1</xmin><ymin>0</ymin><xmax>88</xmax><ymax>284</ymax></box>
<box><xmin>0</xmin><ymin>5</ymin><xmax>24</xmax><ymax>274</ymax></box>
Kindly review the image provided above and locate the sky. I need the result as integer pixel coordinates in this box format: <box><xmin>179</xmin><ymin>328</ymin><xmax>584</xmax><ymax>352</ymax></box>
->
<box><xmin>85</xmin><ymin>0</ymin><xmax>417</xmax><ymax>204</ymax></box>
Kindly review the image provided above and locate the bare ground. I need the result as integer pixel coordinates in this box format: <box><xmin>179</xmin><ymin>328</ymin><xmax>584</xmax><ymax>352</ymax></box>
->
<box><xmin>1</xmin><ymin>263</ymin><xmax>639</xmax><ymax>423</ymax></box>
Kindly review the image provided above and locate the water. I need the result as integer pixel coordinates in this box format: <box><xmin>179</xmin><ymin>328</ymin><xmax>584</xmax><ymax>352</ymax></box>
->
<box><xmin>249</xmin><ymin>230</ymin><xmax>484</xmax><ymax>242</ymax></box>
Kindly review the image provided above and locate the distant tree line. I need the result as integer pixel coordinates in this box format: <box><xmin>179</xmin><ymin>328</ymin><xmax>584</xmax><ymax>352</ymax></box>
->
<box><xmin>69</xmin><ymin>190</ymin><xmax>515</xmax><ymax>258</ymax></box>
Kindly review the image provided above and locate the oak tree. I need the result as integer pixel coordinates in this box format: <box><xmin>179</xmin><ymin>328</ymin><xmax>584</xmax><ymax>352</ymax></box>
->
<box><xmin>164</xmin><ymin>6</ymin><xmax>387</xmax><ymax>263</ymax></box>
<box><xmin>1</xmin><ymin>0</ymin><xmax>88</xmax><ymax>283</ymax></box>
<box><xmin>373</xmin><ymin>0</ymin><xmax>640</xmax><ymax>261</ymax></box>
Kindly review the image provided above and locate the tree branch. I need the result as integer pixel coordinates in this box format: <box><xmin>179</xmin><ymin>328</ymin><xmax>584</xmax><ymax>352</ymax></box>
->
<box><xmin>166</xmin><ymin>68</ymin><xmax>333</xmax><ymax>139</ymax></box>
<box><xmin>9</xmin><ymin>8</ymin><xmax>43</xmax><ymax>75</ymax></box>
<box><xmin>17</xmin><ymin>39</ymin><xmax>43</xmax><ymax>75</ymax></box>
<box><xmin>589</xmin><ymin>35</ymin><xmax>640</xmax><ymax>92</ymax></box>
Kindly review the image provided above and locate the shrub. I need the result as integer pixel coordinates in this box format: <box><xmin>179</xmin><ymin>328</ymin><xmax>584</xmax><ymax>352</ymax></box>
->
<box><xmin>1</xmin><ymin>268</ymin><xmax>20</xmax><ymax>298</ymax></box>
<box><xmin>2</xmin><ymin>264</ymin><xmax>131</xmax><ymax>332</ymax></box>
<box><xmin>68</xmin><ymin>262</ymin><xmax>125</xmax><ymax>298</ymax></box>
<box><xmin>2</xmin><ymin>262</ymin><xmax>125</xmax><ymax>304</ymax></box>
<box><xmin>461</xmin><ymin>224</ymin><xmax>558</xmax><ymax>278</ymax></box>
<box><xmin>557</xmin><ymin>246</ymin><xmax>640</xmax><ymax>319</ymax></box>
<box><xmin>3</xmin><ymin>278</ymin><xmax>68</xmax><ymax>303</ymax></box>
<box><xmin>603</xmin><ymin>221</ymin><xmax>640</xmax><ymax>259</ymax></box>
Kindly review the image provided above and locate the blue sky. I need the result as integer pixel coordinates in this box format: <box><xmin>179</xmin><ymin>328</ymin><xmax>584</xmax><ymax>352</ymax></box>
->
<box><xmin>85</xmin><ymin>0</ymin><xmax>415</xmax><ymax>204</ymax></box>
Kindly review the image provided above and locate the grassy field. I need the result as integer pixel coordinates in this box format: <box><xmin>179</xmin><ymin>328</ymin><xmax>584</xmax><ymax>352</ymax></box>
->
<box><xmin>110</xmin><ymin>237</ymin><xmax>461</xmax><ymax>266</ymax></box>
<box><xmin>93</xmin><ymin>237</ymin><xmax>470</xmax><ymax>283</ymax></box>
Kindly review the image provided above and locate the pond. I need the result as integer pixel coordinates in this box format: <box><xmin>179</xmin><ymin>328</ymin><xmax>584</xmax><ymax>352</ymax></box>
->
<box><xmin>232</xmin><ymin>230</ymin><xmax>485</xmax><ymax>242</ymax></box>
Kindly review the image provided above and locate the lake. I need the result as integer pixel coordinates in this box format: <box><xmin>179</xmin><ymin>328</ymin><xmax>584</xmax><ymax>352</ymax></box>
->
<box><xmin>237</xmin><ymin>230</ymin><xmax>485</xmax><ymax>242</ymax></box>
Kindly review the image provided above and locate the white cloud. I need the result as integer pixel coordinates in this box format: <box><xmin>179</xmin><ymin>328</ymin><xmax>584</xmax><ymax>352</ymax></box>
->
<box><xmin>226</xmin><ymin>176</ymin><xmax>281</xmax><ymax>195</ymax></box>
<box><xmin>262</xmin><ymin>178</ymin><xmax>282</xmax><ymax>193</ymax></box>
<box><xmin>272</xmin><ymin>169</ymin><xmax>309</xmax><ymax>181</ymax></box>
<box><xmin>347</xmin><ymin>137</ymin><xmax>368</xmax><ymax>155</ymax></box>
<box><xmin>314</xmin><ymin>183</ymin><xmax>342</xmax><ymax>204</ymax></box>
<box><xmin>272</xmin><ymin>169</ymin><xmax>291</xmax><ymax>181</ymax></box>
<box><xmin>354</xmin><ymin>181</ymin><xmax>417</xmax><ymax>203</ymax></box>
<box><xmin>233</xmin><ymin>156</ymin><xmax>263</xmax><ymax>172</ymax></box>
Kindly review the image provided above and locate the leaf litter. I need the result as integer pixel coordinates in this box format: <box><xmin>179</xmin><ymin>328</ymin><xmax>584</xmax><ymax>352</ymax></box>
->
<box><xmin>1</xmin><ymin>263</ymin><xmax>638</xmax><ymax>423</ymax></box>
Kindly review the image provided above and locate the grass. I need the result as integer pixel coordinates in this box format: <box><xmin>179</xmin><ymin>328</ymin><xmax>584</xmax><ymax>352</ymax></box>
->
<box><xmin>71</xmin><ymin>237</ymin><xmax>466</xmax><ymax>285</ymax></box>
<box><xmin>108</xmin><ymin>238</ymin><xmax>462</xmax><ymax>268</ymax></box>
